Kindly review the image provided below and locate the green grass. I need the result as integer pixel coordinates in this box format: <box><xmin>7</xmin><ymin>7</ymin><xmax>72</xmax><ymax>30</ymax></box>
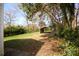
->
<box><xmin>4</xmin><ymin>32</ymin><xmax>39</xmax><ymax>41</ymax></box>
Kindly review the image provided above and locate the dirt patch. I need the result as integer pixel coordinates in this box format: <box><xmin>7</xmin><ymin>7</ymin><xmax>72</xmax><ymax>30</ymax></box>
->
<box><xmin>36</xmin><ymin>39</ymin><xmax>63</xmax><ymax>56</ymax></box>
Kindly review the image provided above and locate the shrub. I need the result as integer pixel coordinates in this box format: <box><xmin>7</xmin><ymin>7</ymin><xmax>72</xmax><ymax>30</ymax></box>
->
<box><xmin>4</xmin><ymin>26</ymin><xmax>27</xmax><ymax>37</ymax></box>
<box><xmin>4</xmin><ymin>25</ymin><xmax>39</xmax><ymax>37</ymax></box>
<box><xmin>62</xmin><ymin>41</ymin><xmax>79</xmax><ymax>56</ymax></box>
<box><xmin>54</xmin><ymin>26</ymin><xmax>79</xmax><ymax>56</ymax></box>
<box><xmin>63</xmin><ymin>45</ymin><xmax>79</xmax><ymax>56</ymax></box>
<box><xmin>63</xmin><ymin>28</ymin><xmax>77</xmax><ymax>41</ymax></box>
<box><xmin>55</xmin><ymin>26</ymin><xmax>64</xmax><ymax>38</ymax></box>
<box><xmin>55</xmin><ymin>27</ymin><xmax>78</xmax><ymax>41</ymax></box>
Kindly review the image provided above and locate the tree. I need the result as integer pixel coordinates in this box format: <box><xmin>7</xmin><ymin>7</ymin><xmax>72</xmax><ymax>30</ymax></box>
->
<box><xmin>21</xmin><ymin>4</ymin><xmax>61</xmax><ymax>29</ymax></box>
<box><xmin>20</xmin><ymin>4</ymin><xmax>46</xmax><ymax>32</ymax></box>
<box><xmin>75</xmin><ymin>4</ymin><xmax>79</xmax><ymax>29</ymax></box>
<box><xmin>4</xmin><ymin>11</ymin><xmax>16</xmax><ymax>27</ymax></box>
<box><xmin>21</xmin><ymin>3</ymin><xmax>77</xmax><ymax>33</ymax></box>
<box><xmin>4</xmin><ymin>10</ymin><xmax>16</xmax><ymax>36</ymax></box>
<box><xmin>60</xmin><ymin>3</ymin><xmax>75</xmax><ymax>29</ymax></box>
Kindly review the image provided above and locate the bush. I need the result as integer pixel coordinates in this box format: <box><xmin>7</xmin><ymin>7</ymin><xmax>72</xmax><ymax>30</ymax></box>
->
<box><xmin>4</xmin><ymin>25</ymin><xmax>39</xmax><ymax>37</ymax></box>
<box><xmin>55</xmin><ymin>27</ymin><xmax>78</xmax><ymax>41</ymax></box>
<box><xmin>55</xmin><ymin>26</ymin><xmax>79</xmax><ymax>47</ymax></box>
<box><xmin>62</xmin><ymin>41</ymin><xmax>79</xmax><ymax>56</ymax></box>
<box><xmin>4</xmin><ymin>26</ymin><xmax>27</xmax><ymax>37</ymax></box>
<box><xmin>63</xmin><ymin>28</ymin><xmax>77</xmax><ymax>41</ymax></box>
<box><xmin>55</xmin><ymin>26</ymin><xmax>64</xmax><ymax>38</ymax></box>
<box><xmin>54</xmin><ymin>26</ymin><xmax>79</xmax><ymax>56</ymax></box>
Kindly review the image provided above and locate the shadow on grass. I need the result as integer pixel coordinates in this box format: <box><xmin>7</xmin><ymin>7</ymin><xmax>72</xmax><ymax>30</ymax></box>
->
<box><xmin>4</xmin><ymin>38</ymin><xmax>44</xmax><ymax>56</ymax></box>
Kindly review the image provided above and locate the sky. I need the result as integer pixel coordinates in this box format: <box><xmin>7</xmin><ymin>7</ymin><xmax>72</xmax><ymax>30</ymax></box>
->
<box><xmin>4</xmin><ymin>3</ymin><xmax>28</xmax><ymax>26</ymax></box>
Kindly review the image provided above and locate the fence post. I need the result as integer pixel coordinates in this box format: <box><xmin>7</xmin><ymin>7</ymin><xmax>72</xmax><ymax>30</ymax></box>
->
<box><xmin>0</xmin><ymin>3</ymin><xmax>4</xmax><ymax>56</ymax></box>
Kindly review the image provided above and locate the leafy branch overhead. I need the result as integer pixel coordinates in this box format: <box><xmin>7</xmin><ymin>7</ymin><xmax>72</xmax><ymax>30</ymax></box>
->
<box><xmin>21</xmin><ymin>3</ymin><xmax>77</xmax><ymax>29</ymax></box>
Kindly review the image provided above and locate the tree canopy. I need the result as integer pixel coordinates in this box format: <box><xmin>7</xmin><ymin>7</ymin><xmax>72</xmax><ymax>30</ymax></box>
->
<box><xmin>21</xmin><ymin>3</ymin><xmax>78</xmax><ymax>30</ymax></box>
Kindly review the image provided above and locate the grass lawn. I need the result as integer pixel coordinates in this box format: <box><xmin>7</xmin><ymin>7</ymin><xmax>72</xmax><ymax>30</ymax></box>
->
<box><xmin>4</xmin><ymin>32</ymin><xmax>44</xmax><ymax>56</ymax></box>
<box><xmin>4</xmin><ymin>32</ymin><xmax>39</xmax><ymax>41</ymax></box>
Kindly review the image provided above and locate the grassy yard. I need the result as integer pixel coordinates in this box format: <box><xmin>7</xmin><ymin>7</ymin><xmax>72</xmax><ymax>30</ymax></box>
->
<box><xmin>4</xmin><ymin>32</ymin><xmax>39</xmax><ymax>41</ymax></box>
<box><xmin>4</xmin><ymin>32</ymin><xmax>44</xmax><ymax>56</ymax></box>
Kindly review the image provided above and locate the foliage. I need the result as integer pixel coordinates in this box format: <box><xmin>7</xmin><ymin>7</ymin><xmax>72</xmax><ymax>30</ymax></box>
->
<box><xmin>21</xmin><ymin>4</ymin><xmax>62</xmax><ymax>27</ymax></box>
<box><xmin>56</xmin><ymin>26</ymin><xmax>79</xmax><ymax>56</ymax></box>
<box><xmin>4</xmin><ymin>24</ymin><xmax>39</xmax><ymax>37</ymax></box>
<box><xmin>4</xmin><ymin>26</ymin><xmax>27</xmax><ymax>37</ymax></box>
<box><xmin>55</xmin><ymin>26</ymin><xmax>64</xmax><ymax>37</ymax></box>
<box><xmin>55</xmin><ymin>26</ymin><xmax>78</xmax><ymax>41</ymax></box>
<box><xmin>60</xmin><ymin>3</ymin><xmax>75</xmax><ymax>29</ymax></box>
<box><xmin>21</xmin><ymin>4</ymin><xmax>75</xmax><ymax>26</ymax></box>
<box><xmin>63</xmin><ymin>28</ymin><xmax>77</xmax><ymax>41</ymax></box>
<box><xmin>63</xmin><ymin>45</ymin><xmax>79</xmax><ymax>56</ymax></box>
<box><xmin>60</xmin><ymin>41</ymin><xmax>79</xmax><ymax>56</ymax></box>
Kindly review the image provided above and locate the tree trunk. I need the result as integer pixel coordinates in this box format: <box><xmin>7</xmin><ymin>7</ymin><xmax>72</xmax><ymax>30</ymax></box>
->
<box><xmin>72</xmin><ymin>16</ymin><xmax>76</xmax><ymax>30</ymax></box>
<box><xmin>26</xmin><ymin>18</ymin><xmax>29</xmax><ymax>32</ymax></box>
<box><xmin>75</xmin><ymin>9</ymin><xmax>79</xmax><ymax>29</ymax></box>
<box><xmin>0</xmin><ymin>4</ymin><xmax>4</xmax><ymax>55</ymax></box>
